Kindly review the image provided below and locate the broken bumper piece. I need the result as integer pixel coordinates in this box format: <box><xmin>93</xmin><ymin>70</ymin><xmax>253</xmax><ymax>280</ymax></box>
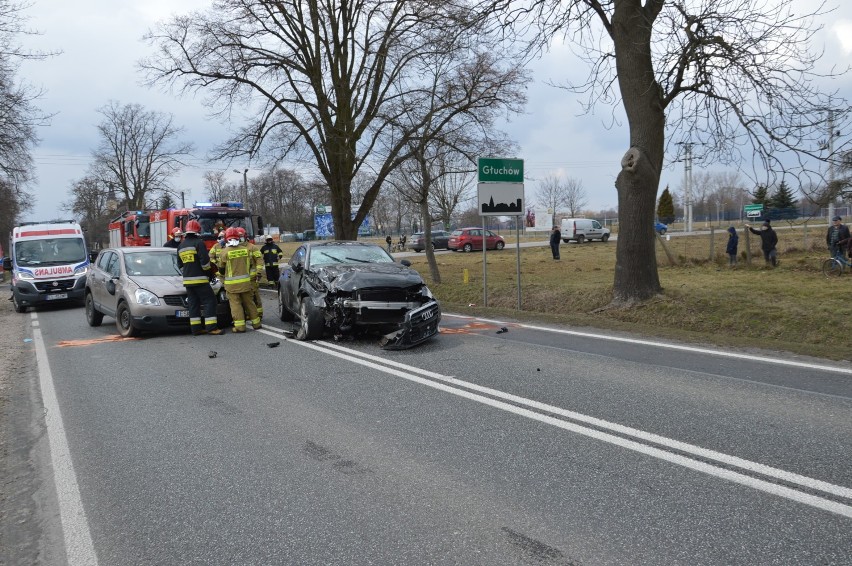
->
<box><xmin>379</xmin><ymin>300</ymin><xmax>441</xmax><ymax>350</ymax></box>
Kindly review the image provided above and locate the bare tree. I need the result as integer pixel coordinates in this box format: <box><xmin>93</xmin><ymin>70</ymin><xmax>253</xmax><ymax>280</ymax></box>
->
<box><xmin>535</xmin><ymin>175</ymin><xmax>586</xmax><ymax>217</ymax></box>
<box><xmin>203</xmin><ymin>171</ymin><xmax>239</xmax><ymax>202</ymax></box>
<box><xmin>250</xmin><ymin>167</ymin><xmax>313</xmax><ymax>232</ymax></box>
<box><xmin>91</xmin><ymin>101</ymin><xmax>194</xmax><ymax>210</ymax></box>
<box><xmin>61</xmin><ymin>176</ymin><xmax>113</xmax><ymax>248</ymax></box>
<box><xmin>0</xmin><ymin>0</ymin><xmax>55</xmax><ymax>225</ymax></box>
<box><xmin>563</xmin><ymin>177</ymin><xmax>588</xmax><ymax>217</ymax></box>
<box><xmin>142</xmin><ymin>0</ymin><xmax>525</xmax><ymax>240</ymax></box>
<box><xmin>509</xmin><ymin>0</ymin><xmax>851</xmax><ymax>305</ymax></box>
<box><xmin>430</xmin><ymin>154</ymin><xmax>477</xmax><ymax>230</ymax></box>
<box><xmin>535</xmin><ymin>175</ymin><xmax>567</xmax><ymax>217</ymax></box>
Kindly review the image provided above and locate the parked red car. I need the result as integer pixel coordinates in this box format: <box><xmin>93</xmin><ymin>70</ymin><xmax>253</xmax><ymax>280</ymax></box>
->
<box><xmin>447</xmin><ymin>228</ymin><xmax>506</xmax><ymax>252</ymax></box>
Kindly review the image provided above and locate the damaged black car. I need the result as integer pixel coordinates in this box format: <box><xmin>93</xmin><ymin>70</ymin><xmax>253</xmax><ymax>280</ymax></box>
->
<box><xmin>277</xmin><ymin>241</ymin><xmax>441</xmax><ymax>349</ymax></box>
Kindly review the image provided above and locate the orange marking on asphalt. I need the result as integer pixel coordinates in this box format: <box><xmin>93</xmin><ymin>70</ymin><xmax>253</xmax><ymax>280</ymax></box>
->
<box><xmin>56</xmin><ymin>335</ymin><xmax>142</xmax><ymax>347</ymax></box>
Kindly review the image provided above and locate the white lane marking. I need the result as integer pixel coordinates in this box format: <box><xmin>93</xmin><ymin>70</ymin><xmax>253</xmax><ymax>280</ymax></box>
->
<box><xmin>317</xmin><ymin>340</ymin><xmax>852</xmax><ymax>501</ymax></box>
<box><xmin>445</xmin><ymin>314</ymin><xmax>852</xmax><ymax>375</ymax></box>
<box><xmin>32</xmin><ymin>316</ymin><xmax>99</xmax><ymax>566</ymax></box>
<box><xmin>261</xmin><ymin>327</ymin><xmax>852</xmax><ymax>517</ymax></box>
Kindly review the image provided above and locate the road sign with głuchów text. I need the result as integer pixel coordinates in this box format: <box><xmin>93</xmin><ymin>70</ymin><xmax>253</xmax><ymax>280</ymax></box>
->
<box><xmin>478</xmin><ymin>158</ymin><xmax>523</xmax><ymax>183</ymax></box>
<box><xmin>744</xmin><ymin>204</ymin><xmax>763</xmax><ymax>218</ymax></box>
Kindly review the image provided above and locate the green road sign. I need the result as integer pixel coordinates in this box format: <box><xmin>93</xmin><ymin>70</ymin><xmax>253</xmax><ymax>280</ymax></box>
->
<box><xmin>744</xmin><ymin>204</ymin><xmax>763</xmax><ymax>218</ymax></box>
<box><xmin>478</xmin><ymin>158</ymin><xmax>524</xmax><ymax>183</ymax></box>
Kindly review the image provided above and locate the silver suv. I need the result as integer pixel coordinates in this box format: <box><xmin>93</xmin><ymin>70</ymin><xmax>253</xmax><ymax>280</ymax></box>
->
<box><xmin>84</xmin><ymin>247</ymin><xmax>229</xmax><ymax>337</ymax></box>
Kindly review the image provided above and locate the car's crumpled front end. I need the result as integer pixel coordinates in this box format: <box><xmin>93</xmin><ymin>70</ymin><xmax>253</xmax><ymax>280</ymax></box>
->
<box><xmin>314</xmin><ymin>264</ymin><xmax>441</xmax><ymax>348</ymax></box>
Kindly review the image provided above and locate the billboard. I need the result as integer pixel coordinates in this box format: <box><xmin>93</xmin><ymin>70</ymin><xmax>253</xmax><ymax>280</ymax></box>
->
<box><xmin>314</xmin><ymin>205</ymin><xmax>371</xmax><ymax>238</ymax></box>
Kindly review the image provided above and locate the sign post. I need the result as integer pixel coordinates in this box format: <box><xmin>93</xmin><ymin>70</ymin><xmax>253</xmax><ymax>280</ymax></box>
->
<box><xmin>477</xmin><ymin>158</ymin><xmax>524</xmax><ymax>310</ymax></box>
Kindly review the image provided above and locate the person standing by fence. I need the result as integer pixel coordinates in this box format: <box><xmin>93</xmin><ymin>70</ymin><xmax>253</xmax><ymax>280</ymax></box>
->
<box><xmin>746</xmin><ymin>220</ymin><xmax>778</xmax><ymax>267</ymax></box>
<box><xmin>726</xmin><ymin>226</ymin><xmax>739</xmax><ymax>267</ymax></box>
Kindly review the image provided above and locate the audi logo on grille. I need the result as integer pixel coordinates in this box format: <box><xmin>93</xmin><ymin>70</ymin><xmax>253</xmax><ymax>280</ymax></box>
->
<box><xmin>421</xmin><ymin>310</ymin><xmax>433</xmax><ymax>320</ymax></box>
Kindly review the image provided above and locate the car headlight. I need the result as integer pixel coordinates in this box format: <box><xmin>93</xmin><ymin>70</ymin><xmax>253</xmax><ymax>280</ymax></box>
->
<box><xmin>134</xmin><ymin>288</ymin><xmax>160</xmax><ymax>306</ymax></box>
<box><xmin>74</xmin><ymin>266</ymin><xmax>88</xmax><ymax>276</ymax></box>
<box><xmin>421</xmin><ymin>286</ymin><xmax>434</xmax><ymax>299</ymax></box>
<box><xmin>15</xmin><ymin>270</ymin><xmax>34</xmax><ymax>280</ymax></box>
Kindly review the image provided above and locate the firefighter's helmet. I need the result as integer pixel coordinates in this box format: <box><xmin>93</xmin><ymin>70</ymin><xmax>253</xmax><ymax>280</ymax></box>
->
<box><xmin>224</xmin><ymin>227</ymin><xmax>241</xmax><ymax>247</ymax></box>
<box><xmin>184</xmin><ymin>220</ymin><xmax>202</xmax><ymax>235</ymax></box>
<box><xmin>235</xmin><ymin>227</ymin><xmax>247</xmax><ymax>240</ymax></box>
<box><xmin>171</xmin><ymin>227</ymin><xmax>182</xmax><ymax>237</ymax></box>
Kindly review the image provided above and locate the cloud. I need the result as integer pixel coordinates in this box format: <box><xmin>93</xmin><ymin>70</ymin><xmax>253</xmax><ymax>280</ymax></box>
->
<box><xmin>833</xmin><ymin>21</ymin><xmax>852</xmax><ymax>54</ymax></box>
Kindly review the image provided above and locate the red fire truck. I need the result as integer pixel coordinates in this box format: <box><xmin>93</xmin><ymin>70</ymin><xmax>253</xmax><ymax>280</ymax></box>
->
<box><xmin>108</xmin><ymin>210</ymin><xmax>151</xmax><ymax>247</ymax></box>
<box><xmin>149</xmin><ymin>201</ymin><xmax>261</xmax><ymax>250</ymax></box>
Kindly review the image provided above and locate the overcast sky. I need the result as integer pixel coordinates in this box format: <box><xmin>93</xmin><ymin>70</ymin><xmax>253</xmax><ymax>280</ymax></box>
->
<box><xmin>16</xmin><ymin>0</ymin><xmax>852</xmax><ymax>223</ymax></box>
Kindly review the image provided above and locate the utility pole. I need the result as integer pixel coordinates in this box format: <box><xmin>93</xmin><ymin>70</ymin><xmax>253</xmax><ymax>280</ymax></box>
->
<box><xmin>826</xmin><ymin>110</ymin><xmax>837</xmax><ymax>222</ymax></box>
<box><xmin>233</xmin><ymin>168</ymin><xmax>249</xmax><ymax>204</ymax></box>
<box><xmin>679</xmin><ymin>143</ymin><xmax>694</xmax><ymax>232</ymax></box>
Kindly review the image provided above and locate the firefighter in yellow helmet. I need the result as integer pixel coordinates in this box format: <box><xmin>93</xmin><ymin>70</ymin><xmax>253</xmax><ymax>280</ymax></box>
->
<box><xmin>217</xmin><ymin>227</ymin><xmax>263</xmax><ymax>332</ymax></box>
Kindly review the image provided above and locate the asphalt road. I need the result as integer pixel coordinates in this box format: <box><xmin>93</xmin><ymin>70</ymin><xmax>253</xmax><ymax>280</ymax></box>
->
<box><xmin>2</xmin><ymin>288</ymin><xmax>851</xmax><ymax>565</ymax></box>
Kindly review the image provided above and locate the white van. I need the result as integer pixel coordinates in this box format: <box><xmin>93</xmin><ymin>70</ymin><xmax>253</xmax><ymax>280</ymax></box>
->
<box><xmin>5</xmin><ymin>220</ymin><xmax>90</xmax><ymax>313</ymax></box>
<box><xmin>560</xmin><ymin>218</ymin><xmax>611</xmax><ymax>243</ymax></box>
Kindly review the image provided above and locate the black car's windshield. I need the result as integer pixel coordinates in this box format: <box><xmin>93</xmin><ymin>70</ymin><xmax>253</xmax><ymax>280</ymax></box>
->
<box><xmin>310</xmin><ymin>245</ymin><xmax>394</xmax><ymax>267</ymax></box>
<box><xmin>124</xmin><ymin>252</ymin><xmax>181</xmax><ymax>276</ymax></box>
<box><xmin>15</xmin><ymin>238</ymin><xmax>87</xmax><ymax>267</ymax></box>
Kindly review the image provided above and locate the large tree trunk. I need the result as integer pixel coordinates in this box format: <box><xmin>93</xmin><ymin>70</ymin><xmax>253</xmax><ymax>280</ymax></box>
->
<box><xmin>610</xmin><ymin>1</ymin><xmax>665</xmax><ymax>305</ymax></box>
<box><xmin>420</xmin><ymin>199</ymin><xmax>442</xmax><ymax>284</ymax></box>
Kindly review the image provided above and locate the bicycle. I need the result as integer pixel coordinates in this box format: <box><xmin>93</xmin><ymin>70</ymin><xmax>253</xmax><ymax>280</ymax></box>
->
<box><xmin>822</xmin><ymin>251</ymin><xmax>852</xmax><ymax>277</ymax></box>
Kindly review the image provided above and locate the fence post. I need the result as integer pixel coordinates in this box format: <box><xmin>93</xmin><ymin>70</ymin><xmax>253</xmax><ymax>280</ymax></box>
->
<box><xmin>744</xmin><ymin>227</ymin><xmax>752</xmax><ymax>265</ymax></box>
<box><xmin>709</xmin><ymin>227</ymin><xmax>715</xmax><ymax>261</ymax></box>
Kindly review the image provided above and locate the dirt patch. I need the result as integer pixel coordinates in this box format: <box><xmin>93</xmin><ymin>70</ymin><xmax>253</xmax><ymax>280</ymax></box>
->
<box><xmin>0</xmin><ymin>286</ymin><xmax>63</xmax><ymax>565</ymax></box>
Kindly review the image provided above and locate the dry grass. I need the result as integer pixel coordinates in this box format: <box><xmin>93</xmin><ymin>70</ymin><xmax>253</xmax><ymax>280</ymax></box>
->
<box><xmin>404</xmin><ymin>228</ymin><xmax>845</xmax><ymax>361</ymax></box>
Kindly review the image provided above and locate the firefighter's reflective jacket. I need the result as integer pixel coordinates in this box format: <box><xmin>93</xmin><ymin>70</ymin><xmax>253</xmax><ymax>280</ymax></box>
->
<box><xmin>260</xmin><ymin>242</ymin><xmax>283</xmax><ymax>267</ymax></box>
<box><xmin>217</xmin><ymin>242</ymin><xmax>261</xmax><ymax>293</ymax></box>
<box><xmin>176</xmin><ymin>236</ymin><xmax>212</xmax><ymax>286</ymax></box>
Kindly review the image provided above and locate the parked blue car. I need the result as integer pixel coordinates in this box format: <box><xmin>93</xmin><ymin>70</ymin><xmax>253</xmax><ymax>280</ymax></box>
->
<box><xmin>655</xmin><ymin>222</ymin><xmax>668</xmax><ymax>235</ymax></box>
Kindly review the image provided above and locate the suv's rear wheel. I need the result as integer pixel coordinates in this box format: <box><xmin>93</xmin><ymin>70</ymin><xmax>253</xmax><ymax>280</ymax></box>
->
<box><xmin>85</xmin><ymin>292</ymin><xmax>103</xmax><ymax>326</ymax></box>
<box><xmin>463</xmin><ymin>243</ymin><xmax>473</xmax><ymax>252</ymax></box>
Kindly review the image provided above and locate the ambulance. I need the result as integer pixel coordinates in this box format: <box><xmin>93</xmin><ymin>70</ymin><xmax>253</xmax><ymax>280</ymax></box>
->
<box><xmin>5</xmin><ymin>220</ymin><xmax>90</xmax><ymax>313</ymax></box>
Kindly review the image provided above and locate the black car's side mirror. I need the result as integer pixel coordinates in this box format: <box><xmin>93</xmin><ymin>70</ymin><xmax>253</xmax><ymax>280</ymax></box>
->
<box><xmin>88</xmin><ymin>252</ymin><xmax>98</xmax><ymax>263</ymax></box>
<box><xmin>291</xmin><ymin>262</ymin><xmax>303</xmax><ymax>273</ymax></box>
<box><xmin>400</xmin><ymin>259</ymin><xmax>412</xmax><ymax>267</ymax></box>
<box><xmin>106</xmin><ymin>279</ymin><xmax>117</xmax><ymax>295</ymax></box>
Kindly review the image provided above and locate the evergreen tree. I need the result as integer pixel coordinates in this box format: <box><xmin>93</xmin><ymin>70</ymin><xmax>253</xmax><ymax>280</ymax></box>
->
<box><xmin>768</xmin><ymin>180</ymin><xmax>798</xmax><ymax>220</ymax></box>
<box><xmin>160</xmin><ymin>193</ymin><xmax>175</xmax><ymax>210</ymax></box>
<box><xmin>752</xmin><ymin>185</ymin><xmax>770</xmax><ymax>206</ymax></box>
<box><xmin>656</xmin><ymin>186</ymin><xmax>675</xmax><ymax>225</ymax></box>
<box><xmin>770</xmin><ymin>181</ymin><xmax>796</xmax><ymax>209</ymax></box>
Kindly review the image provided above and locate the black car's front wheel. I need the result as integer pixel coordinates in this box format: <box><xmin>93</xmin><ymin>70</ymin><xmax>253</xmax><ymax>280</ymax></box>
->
<box><xmin>296</xmin><ymin>296</ymin><xmax>323</xmax><ymax>340</ymax></box>
<box><xmin>278</xmin><ymin>288</ymin><xmax>295</xmax><ymax>322</ymax></box>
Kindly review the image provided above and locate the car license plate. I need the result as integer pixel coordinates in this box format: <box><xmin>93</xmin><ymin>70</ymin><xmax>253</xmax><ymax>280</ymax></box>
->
<box><xmin>46</xmin><ymin>293</ymin><xmax>68</xmax><ymax>300</ymax></box>
<box><xmin>175</xmin><ymin>309</ymin><xmax>190</xmax><ymax>318</ymax></box>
